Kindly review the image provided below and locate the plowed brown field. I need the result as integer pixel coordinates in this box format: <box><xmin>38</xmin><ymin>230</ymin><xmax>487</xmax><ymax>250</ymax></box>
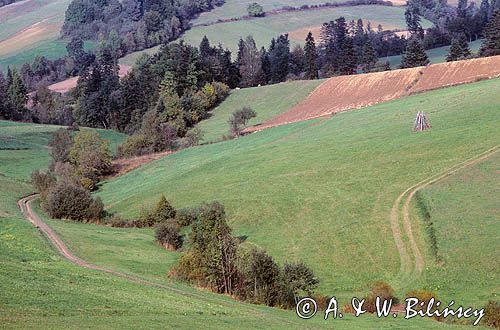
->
<box><xmin>246</xmin><ymin>55</ymin><xmax>500</xmax><ymax>132</ymax></box>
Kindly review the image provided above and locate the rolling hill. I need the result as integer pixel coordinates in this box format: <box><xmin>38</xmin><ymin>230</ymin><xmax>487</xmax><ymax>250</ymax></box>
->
<box><xmin>0</xmin><ymin>0</ymin><xmax>74</xmax><ymax>72</ymax></box>
<box><xmin>96</xmin><ymin>77</ymin><xmax>500</xmax><ymax>306</ymax></box>
<box><xmin>243</xmin><ymin>55</ymin><xmax>500</xmax><ymax>131</ymax></box>
<box><xmin>0</xmin><ymin>121</ymin><xmax>470</xmax><ymax>329</ymax></box>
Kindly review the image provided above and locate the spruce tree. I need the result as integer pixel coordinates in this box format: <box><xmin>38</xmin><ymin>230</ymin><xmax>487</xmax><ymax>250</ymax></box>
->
<box><xmin>458</xmin><ymin>33</ymin><xmax>471</xmax><ymax>57</ymax></box>
<box><xmin>480</xmin><ymin>9</ymin><xmax>500</xmax><ymax>56</ymax></box>
<box><xmin>304</xmin><ymin>32</ymin><xmax>318</xmax><ymax>79</ymax></box>
<box><xmin>361</xmin><ymin>39</ymin><xmax>377</xmax><ymax>73</ymax></box>
<box><xmin>6</xmin><ymin>68</ymin><xmax>28</xmax><ymax>121</ymax></box>
<box><xmin>0</xmin><ymin>72</ymin><xmax>7</xmax><ymax>119</ymax></box>
<box><xmin>400</xmin><ymin>37</ymin><xmax>429</xmax><ymax>68</ymax></box>
<box><xmin>199</xmin><ymin>36</ymin><xmax>212</xmax><ymax>58</ymax></box>
<box><xmin>446</xmin><ymin>38</ymin><xmax>464</xmax><ymax>61</ymax></box>
<box><xmin>339</xmin><ymin>37</ymin><xmax>357</xmax><ymax>75</ymax></box>
<box><xmin>269</xmin><ymin>34</ymin><xmax>290</xmax><ymax>83</ymax></box>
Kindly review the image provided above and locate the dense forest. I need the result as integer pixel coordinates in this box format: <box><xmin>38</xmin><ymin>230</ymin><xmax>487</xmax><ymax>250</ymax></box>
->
<box><xmin>62</xmin><ymin>0</ymin><xmax>225</xmax><ymax>54</ymax></box>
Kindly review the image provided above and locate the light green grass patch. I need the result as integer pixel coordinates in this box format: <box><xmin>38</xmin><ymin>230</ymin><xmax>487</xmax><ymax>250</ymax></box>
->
<box><xmin>197</xmin><ymin>79</ymin><xmax>324</xmax><ymax>142</ymax></box>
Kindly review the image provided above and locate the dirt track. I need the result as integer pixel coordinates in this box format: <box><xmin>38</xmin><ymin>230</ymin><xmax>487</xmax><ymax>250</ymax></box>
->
<box><xmin>245</xmin><ymin>55</ymin><xmax>500</xmax><ymax>133</ymax></box>
<box><xmin>389</xmin><ymin>145</ymin><xmax>499</xmax><ymax>285</ymax></box>
<box><xmin>16</xmin><ymin>195</ymin><xmax>299</xmax><ymax>323</ymax></box>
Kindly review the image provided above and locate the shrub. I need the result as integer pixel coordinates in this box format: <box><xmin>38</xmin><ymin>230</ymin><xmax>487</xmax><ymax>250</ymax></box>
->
<box><xmin>405</xmin><ymin>290</ymin><xmax>438</xmax><ymax>312</ymax></box>
<box><xmin>44</xmin><ymin>181</ymin><xmax>103</xmax><ymax>221</ymax></box>
<box><xmin>247</xmin><ymin>2</ymin><xmax>264</xmax><ymax>17</ymax></box>
<box><xmin>482</xmin><ymin>301</ymin><xmax>500</xmax><ymax>328</ymax></box>
<box><xmin>174</xmin><ymin>206</ymin><xmax>200</xmax><ymax>227</ymax></box>
<box><xmin>155</xmin><ymin>222</ymin><xmax>183</xmax><ymax>250</ymax></box>
<box><xmin>364</xmin><ymin>281</ymin><xmax>398</xmax><ymax>313</ymax></box>
<box><xmin>154</xmin><ymin>195</ymin><xmax>176</xmax><ymax>223</ymax></box>
<box><xmin>279</xmin><ymin>262</ymin><xmax>319</xmax><ymax>308</ymax></box>
<box><xmin>48</xmin><ymin>128</ymin><xmax>73</xmax><ymax>163</ymax></box>
<box><xmin>182</xmin><ymin>128</ymin><xmax>204</xmax><ymax>148</ymax></box>
<box><xmin>117</xmin><ymin>134</ymin><xmax>152</xmax><ymax>157</ymax></box>
<box><xmin>241</xmin><ymin>249</ymin><xmax>280</xmax><ymax>305</ymax></box>
<box><xmin>229</xmin><ymin>107</ymin><xmax>257</xmax><ymax>137</ymax></box>
<box><xmin>31</xmin><ymin>170</ymin><xmax>56</xmax><ymax>201</ymax></box>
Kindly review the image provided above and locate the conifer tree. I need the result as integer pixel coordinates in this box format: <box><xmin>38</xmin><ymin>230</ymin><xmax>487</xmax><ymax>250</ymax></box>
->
<box><xmin>6</xmin><ymin>68</ymin><xmax>28</xmax><ymax>121</ymax></box>
<box><xmin>446</xmin><ymin>38</ymin><xmax>464</xmax><ymax>61</ymax></box>
<box><xmin>458</xmin><ymin>33</ymin><xmax>471</xmax><ymax>57</ymax></box>
<box><xmin>361</xmin><ymin>39</ymin><xmax>377</xmax><ymax>73</ymax></box>
<box><xmin>339</xmin><ymin>37</ymin><xmax>357</xmax><ymax>75</ymax></box>
<box><xmin>304</xmin><ymin>32</ymin><xmax>318</xmax><ymax>79</ymax></box>
<box><xmin>400</xmin><ymin>37</ymin><xmax>429</xmax><ymax>68</ymax></box>
<box><xmin>480</xmin><ymin>9</ymin><xmax>500</xmax><ymax>56</ymax></box>
<box><xmin>269</xmin><ymin>34</ymin><xmax>290</xmax><ymax>83</ymax></box>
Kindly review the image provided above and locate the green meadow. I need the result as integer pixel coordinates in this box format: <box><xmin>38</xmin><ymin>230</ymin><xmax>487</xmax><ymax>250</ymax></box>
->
<box><xmin>97</xmin><ymin>78</ymin><xmax>500</xmax><ymax>306</ymax></box>
<box><xmin>182</xmin><ymin>5</ymin><xmax>430</xmax><ymax>55</ymax></box>
<box><xmin>197</xmin><ymin>79</ymin><xmax>324</xmax><ymax>143</ymax></box>
<box><xmin>121</xmin><ymin>5</ymin><xmax>432</xmax><ymax>65</ymax></box>
<box><xmin>415</xmin><ymin>151</ymin><xmax>500</xmax><ymax>307</ymax></box>
<box><xmin>192</xmin><ymin>0</ymin><xmax>354</xmax><ymax>25</ymax></box>
<box><xmin>0</xmin><ymin>120</ymin><xmax>468</xmax><ymax>328</ymax></box>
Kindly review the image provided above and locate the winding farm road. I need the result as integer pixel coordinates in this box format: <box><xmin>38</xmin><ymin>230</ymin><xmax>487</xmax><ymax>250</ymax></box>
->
<box><xmin>390</xmin><ymin>145</ymin><xmax>500</xmax><ymax>284</ymax></box>
<box><xmin>17</xmin><ymin>195</ymin><xmax>301</xmax><ymax>324</ymax></box>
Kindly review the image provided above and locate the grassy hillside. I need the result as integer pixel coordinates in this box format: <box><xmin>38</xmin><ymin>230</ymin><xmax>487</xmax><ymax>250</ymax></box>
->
<box><xmin>0</xmin><ymin>125</ymin><xmax>463</xmax><ymax>328</ymax></box>
<box><xmin>193</xmin><ymin>0</ymin><xmax>355</xmax><ymax>25</ymax></box>
<box><xmin>197</xmin><ymin>79</ymin><xmax>324</xmax><ymax>143</ymax></box>
<box><xmin>98</xmin><ymin>78</ymin><xmax>500</xmax><ymax>305</ymax></box>
<box><xmin>0</xmin><ymin>121</ymin><xmax>126</xmax><ymax>180</ymax></box>
<box><xmin>415</xmin><ymin>151</ymin><xmax>499</xmax><ymax>306</ymax></box>
<box><xmin>0</xmin><ymin>0</ymin><xmax>72</xmax><ymax>72</ymax></box>
<box><xmin>182</xmin><ymin>5</ymin><xmax>430</xmax><ymax>55</ymax></box>
<box><xmin>121</xmin><ymin>5</ymin><xmax>431</xmax><ymax>65</ymax></box>
<box><xmin>383</xmin><ymin>39</ymin><xmax>483</xmax><ymax>69</ymax></box>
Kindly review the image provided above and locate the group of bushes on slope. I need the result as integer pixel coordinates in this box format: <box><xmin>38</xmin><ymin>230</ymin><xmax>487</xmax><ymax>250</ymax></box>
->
<box><xmin>31</xmin><ymin>127</ymin><xmax>113</xmax><ymax>221</ymax></box>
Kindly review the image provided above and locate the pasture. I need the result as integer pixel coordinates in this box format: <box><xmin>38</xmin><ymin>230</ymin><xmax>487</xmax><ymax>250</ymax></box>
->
<box><xmin>0</xmin><ymin>120</ymin><xmax>468</xmax><ymax>328</ymax></box>
<box><xmin>97</xmin><ymin>78</ymin><xmax>500</xmax><ymax>305</ymax></box>
<box><xmin>197</xmin><ymin>79</ymin><xmax>324</xmax><ymax>143</ymax></box>
<box><xmin>182</xmin><ymin>5</ymin><xmax>431</xmax><ymax>54</ymax></box>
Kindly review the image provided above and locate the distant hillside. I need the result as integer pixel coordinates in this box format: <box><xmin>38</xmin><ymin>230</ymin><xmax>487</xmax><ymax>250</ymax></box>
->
<box><xmin>247</xmin><ymin>55</ymin><xmax>500</xmax><ymax>131</ymax></box>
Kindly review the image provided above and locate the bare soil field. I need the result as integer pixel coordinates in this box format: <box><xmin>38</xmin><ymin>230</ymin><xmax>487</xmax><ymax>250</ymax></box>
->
<box><xmin>46</xmin><ymin>65</ymin><xmax>132</xmax><ymax>94</ymax></box>
<box><xmin>246</xmin><ymin>55</ymin><xmax>500</xmax><ymax>132</ymax></box>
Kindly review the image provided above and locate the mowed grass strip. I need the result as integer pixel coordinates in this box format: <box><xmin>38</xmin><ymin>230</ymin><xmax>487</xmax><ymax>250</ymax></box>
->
<box><xmin>97</xmin><ymin>78</ymin><xmax>500</xmax><ymax>302</ymax></box>
<box><xmin>197</xmin><ymin>79</ymin><xmax>324</xmax><ymax>143</ymax></box>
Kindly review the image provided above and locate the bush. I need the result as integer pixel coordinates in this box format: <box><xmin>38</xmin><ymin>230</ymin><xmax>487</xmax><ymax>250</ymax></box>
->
<box><xmin>482</xmin><ymin>301</ymin><xmax>500</xmax><ymax>328</ymax></box>
<box><xmin>405</xmin><ymin>290</ymin><xmax>438</xmax><ymax>312</ymax></box>
<box><xmin>229</xmin><ymin>107</ymin><xmax>257</xmax><ymax>137</ymax></box>
<box><xmin>31</xmin><ymin>170</ymin><xmax>56</xmax><ymax>201</ymax></box>
<box><xmin>154</xmin><ymin>195</ymin><xmax>176</xmax><ymax>223</ymax></box>
<box><xmin>364</xmin><ymin>281</ymin><xmax>398</xmax><ymax>313</ymax></box>
<box><xmin>247</xmin><ymin>2</ymin><xmax>264</xmax><ymax>17</ymax></box>
<box><xmin>44</xmin><ymin>181</ymin><xmax>103</xmax><ymax>221</ymax></box>
<box><xmin>174</xmin><ymin>206</ymin><xmax>200</xmax><ymax>227</ymax></box>
<box><xmin>117</xmin><ymin>134</ymin><xmax>153</xmax><ymax>157</ymax></box>
<box><xmin>155</xmin><ymin>222</ymin><xmax>183</xmax><ymax>250</ymax></box>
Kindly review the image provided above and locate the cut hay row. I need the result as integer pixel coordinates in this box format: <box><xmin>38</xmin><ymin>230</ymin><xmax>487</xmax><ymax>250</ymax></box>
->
<box><xmin>245</xmin><ymin>55</ymin><xmax>500</xmax><ymax>132</ymax></box>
